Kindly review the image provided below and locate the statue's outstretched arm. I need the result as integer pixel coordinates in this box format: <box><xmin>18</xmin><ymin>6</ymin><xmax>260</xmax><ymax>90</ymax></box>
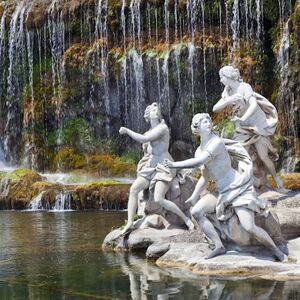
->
<box><xmin>213</xmin><ymin>94</ymin><xmax>244</xmax><ymax>112</ymax></box>
<box><xmin>166</xmin><ymin>151</ymin><xmax>212</xmax><ymax>169</ymax></box>
<box><xmin>120</xmin><ymin>124</ymin><xmax>165</xmax><ymax>143</ymax></box>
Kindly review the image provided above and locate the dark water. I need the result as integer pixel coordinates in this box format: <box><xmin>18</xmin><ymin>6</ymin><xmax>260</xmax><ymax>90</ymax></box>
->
<box><xmin>0</xmin><ymin>211</ymin><xmax>299</xmax><ymax>299</ymax></box>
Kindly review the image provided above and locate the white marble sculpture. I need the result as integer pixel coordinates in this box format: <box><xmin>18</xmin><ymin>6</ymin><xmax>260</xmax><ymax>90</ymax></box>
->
<box><xmin>119</xmin><ymin>102</ymin><xmax>194</xmax><ymax>234</ymax></box>
<box><xmin>213</xmin><ymin>66</ymin><xmax>285</xmax><ymax>191</ymax></box>
<box><xmin>164</xmin><ymin>113</ymin><xmax>286</xmax><ymax>261</ymax></box>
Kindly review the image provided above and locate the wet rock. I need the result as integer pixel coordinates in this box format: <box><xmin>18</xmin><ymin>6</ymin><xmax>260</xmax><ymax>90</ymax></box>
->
<box><xmin>0</xmin><ymin>169</ymin><xmax>42</xmax><ymax>209</ymax></box>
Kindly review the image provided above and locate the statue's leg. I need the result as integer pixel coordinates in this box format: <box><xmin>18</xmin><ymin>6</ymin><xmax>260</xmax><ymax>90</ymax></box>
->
<box><xmin>153</xmin><ymin>181</ymin><xmax>195</xmax><ymax>230</ymax></box>
<box><xmin>254</xmin><ymin>141</ymin><xmax>283</xmax><ymax>189</ymax></box>
<box><xmin>191</xmin><ymin>194</ymin><xmax>226</xmax><ymax>259</ymax></box>
<box><xmin>121</xmin><ymin>176</ymin><xmax>150</xmax><ymax>234</ymax></box>
<box><xmin>235</xmin><ymin>207</ymin><xmax>285</xmax><ymax>261</ymax></box>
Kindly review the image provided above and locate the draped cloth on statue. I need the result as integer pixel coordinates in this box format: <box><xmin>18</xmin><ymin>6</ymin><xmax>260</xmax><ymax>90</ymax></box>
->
<box><xmin>228</xmin><ymin>88</ymin><xmax>279</xmax><ymax>160</ymax></box>
<box><xmin>214</xmin><ymin>139</ymin><xmax>268</xmax><ymax>222</ymax></box>
<box><xmin>137</xmin><ymin>148</ymin><xmax>177</xmax><ymax>199</ymax></box>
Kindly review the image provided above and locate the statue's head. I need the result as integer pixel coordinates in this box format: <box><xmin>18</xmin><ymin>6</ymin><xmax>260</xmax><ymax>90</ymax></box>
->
<box><xmin>191</xmin><ymin>113</ymin><xmax>213</xmax><ymax>136</ymax></box>
<box><xmin>219</xmin><ymin>66</ymin><xmax>242</xmax><ymax>84</ymax></box>
<box><xmin>144</xmin><ymin>102</ymin><xmax>162</xmax><ymax>123</ymax></box>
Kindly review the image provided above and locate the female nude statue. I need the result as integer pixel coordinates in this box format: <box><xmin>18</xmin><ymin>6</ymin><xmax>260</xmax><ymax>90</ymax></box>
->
<box><xmin>213</xmin><ymin>66</ymin><xmax>284</xmax><ymax>191</ymax></box>
<box><xmin>119</xmin><ymin>102</ymin><xmax>194</xmax><ymax>234</ymax></box>
<box><xmin>164</xmin><ymin>113</ymin><xmax>285</xmax><ymax>261</ymax></box>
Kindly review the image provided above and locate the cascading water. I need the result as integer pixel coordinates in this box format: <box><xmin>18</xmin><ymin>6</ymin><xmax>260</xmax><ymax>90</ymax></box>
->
<box><xmin>230</xmin><ymin>0</ymin><xmax>240</xmax><ymax>62</ymax></box>
<box><xmin>128</xmin><ymin>49</ymin><xmax>145</xmax><ymax>131</ymax></box>
<box><xmin>277</xmin><ymin>1</ymin><xmax>298</xmax><ymax>173</ymax></box>
<box><xmin>95</xmin><ymin>0</ymin><xmax>110</xmax><ymax>135</ymax></box>
<box><xmin>4</xmin><ymin>2</ymin><xmax>28</xmax><ymax>164</ymax></box>
<box><xmin>48</xmin><ymin>0</ymin><xmax>66</xmax><ymax>164</ymax></box>
<box><xmin>28</xmin><ymin>191</ymin><xmax>47</xmax><ymax>210</ymax></box>
<box><xmin>53</xmin><ymin>191</ymin><xmax>72</xmax><ymax>211</ymax></box>
<box><xmin>0</xmin><ymin>0</ymin><xmax>297</xmax><ymax>175</ymax></box>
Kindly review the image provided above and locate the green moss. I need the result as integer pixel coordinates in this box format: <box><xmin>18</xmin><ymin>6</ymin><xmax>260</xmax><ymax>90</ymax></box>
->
<box><xmin>9</xmin><ymin>169</ymin><xmax>40</xmax><ymax>183</ymax></box>
<box><xmin>56</xmin><ymin>147</ymin><xmax>86</xmax><ymax>171</ymax></box>
<box><xmin>214</xmin><ymin>119</ymin><xmax>235</xmax><ymax>139</ymax></box>
<box><xmin>78</xmin><ymin>180</ymin><xmax>126</xmax><ymax>190</ymax></box>
<box><xmin>0</xmin><ymin>171</ymin><xmax>7</xmax><ymax>180</ymax></box>
<box><xmin>61</xmin><ymin>118</ymin><xmax>94</xmax><ymax>153</ymax></box>
<box><xmin>85</xmin><ymin>154</ymin><xmax>135</xmax><ymax>176</ymax></box>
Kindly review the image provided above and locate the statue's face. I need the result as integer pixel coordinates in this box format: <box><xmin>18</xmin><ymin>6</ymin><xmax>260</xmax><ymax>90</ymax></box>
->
<box><xmin>149</xmin><ymin>107</ymin><xmax>159</xmax><ymax>119</ymax></box>
<box><xmin>219</xmin><ymin>73</ymin><xmax>231</xmax><ymax>86</ymax></box>
<box><xmin>191</xmin><ymin>117</ymin><xmax>212</xmax><ymax>135</ymax></box>
<box><xmin>144</xmin><ymin>105</ymin><xmax>160</xmax><ymax>122</ymax></box>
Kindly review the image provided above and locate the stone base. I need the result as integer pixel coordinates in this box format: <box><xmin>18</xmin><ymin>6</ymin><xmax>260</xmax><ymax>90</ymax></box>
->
<box><xmin>102</xmin><ymin>191</ymin><xmax>300</xmax><ymax>279</ymax></box>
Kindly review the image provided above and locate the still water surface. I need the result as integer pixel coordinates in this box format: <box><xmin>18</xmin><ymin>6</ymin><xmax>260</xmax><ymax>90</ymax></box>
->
<box><xmin>0</xmin><ymin>211</ymin><xmax>299</xmax><ymax>299</ymax></box>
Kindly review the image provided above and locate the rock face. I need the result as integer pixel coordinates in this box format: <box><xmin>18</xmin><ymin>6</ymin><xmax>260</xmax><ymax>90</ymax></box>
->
<box><xmin>0</xmin><ymin>0</ymin><xmax>298</xmax><ymax>173</ymax></box>
<box><xmin>102</xmin><ymin>191</ymin><xmax>300</xmax><ymax>279</ymax></box>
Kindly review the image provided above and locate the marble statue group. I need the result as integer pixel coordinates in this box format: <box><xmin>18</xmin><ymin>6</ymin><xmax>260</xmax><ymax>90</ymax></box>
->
<box><xmin>117</xmin><ymin>66</ymin><xmax>288</xmax><ymax>262</ymax></box>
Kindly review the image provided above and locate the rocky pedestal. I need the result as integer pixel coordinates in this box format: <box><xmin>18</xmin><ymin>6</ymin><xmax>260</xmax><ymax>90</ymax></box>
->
<box><xmin>103</xmin><ymin>190</ymin><xmax>300</xmax><ymax>280</ymax></box>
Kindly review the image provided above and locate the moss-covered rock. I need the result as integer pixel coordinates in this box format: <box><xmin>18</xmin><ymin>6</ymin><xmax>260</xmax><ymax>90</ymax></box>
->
<box><xmin>75</xmin><ymin>180</ymin><xmax>130</xmax><ymax>209</ymax></box>
<box><xmin>268</xmin><ymin>173</ymin><xmax>300</xmax><ymax>191</ymax></box>
<box><xmin>0</xmin><ymin>169</ymin><xmax>42</xmax><ymax>209</ymax></box>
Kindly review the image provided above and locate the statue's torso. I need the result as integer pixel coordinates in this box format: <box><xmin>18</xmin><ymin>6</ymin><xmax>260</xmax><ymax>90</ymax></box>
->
<box><xmin>196</xmin><ymin>136</ymin><xmax>238</xmax><ymax>191</ymax></box>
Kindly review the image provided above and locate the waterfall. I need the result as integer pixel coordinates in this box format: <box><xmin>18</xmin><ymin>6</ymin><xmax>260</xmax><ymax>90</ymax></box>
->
<box><xmin>162</xmin><ymin>51</ymin><xmax>171</xmax><ymax>120</ymax></box>
<box><xmin>128</xmin><ymin>49</ymin><xmax>145</xmax><ymax>131</ymax></box>
<box><xmin>48</xmin><ymin>0</ymin><xmax>66</xmax><ymax>155</ymax></box>
<box><xmin>188</xmin><ymin>43</ymin><xmax>195</xmax><ymax>113</ymax></box>
<box><xmin>0</xmin><ymin>0</ymin><xmax>297</xmax><ymax>173</ymax></box>
<box><xmin>28</xmin><ymin>190</ymin><xmax>72</xmax><ymax>211</ymax></box>
<box><xmin>53</xmin><ymin>191</ymin><xmax>72</xmax><ymax>211</ymax></box>
<box><xmin>121</xmin><ymin>0</ymin><xmax>127</xmax><ymax>50</ymax></box>
<box><xmin>164</xmin><ymin>0</ymin><xmax>170</xmax><ymax>44</ymax></box>
<box><xmin>130</xmin><ymin>0</ymin><xmax>142</xmax><ymax>50</ymax></box>
<box><xmin>255</xmin><ymin>0</ymin><xmax>262</xmax><ymax>41</ymax></box>
<box><xmin>5</xmin><ymin>1</ymin><xmax>28</xmax><ymax>164</ymax></box>
<box><xmin>230</xmin><ymin>0</ymin><xmax>240</xmax><ymax>62</ymax></box>
<box><xmin>174</xmin><ymin>0</ymin><xmax>179</xmax><ymax>41</ymax></box>
<box><xmin>28</xmin><ymin>191</ymin><xmax>47</xmax><ymax>210</ymax></box>
<box><xmin>201</xmin><ymin>0</ymin><xmax>208</xmax><ymax>111</ymax></box>
<box><xmin>156</xmin><ymin>57</ymin><xmax>161</xmax><ymax>103</ymax></box>
<box><xmin>146</xmin><ymin>3</ymin><xmax>152</xmax><ymax>46</ymax></box>
<box><xmin>174</xmin><ymin>46</ymin><xmax>182</xmax><ymax>101</ymax></box>
<box><xmin>95</xmin><ymin>0</ymin><xmax>110</xmax><ymax>135</ymax></box>
<box><xmin>0</xmin><ymin>11</ymin><xmax>6</xmax><ymax>102</ymax></box>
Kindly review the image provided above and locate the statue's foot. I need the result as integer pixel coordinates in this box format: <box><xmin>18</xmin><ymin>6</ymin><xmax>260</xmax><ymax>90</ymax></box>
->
<box><xmin>274</xmin><ymin>248</ymin><xmax>287</xmax><ymax>262</ymax></box>
<box><xmin>185</xmin><ymin>219</ymin><xmax>195</xmax><ymax>231</ymax></box>
<box><xmin>120</xmin><ymin>222</ymin><xmax>134</xmax><ymax>236</ymax></box>
<box><xmin>205</xmin><ymin>246</ymin><xmax>226</xmax><ymax>259</ymax></box>
<box><xmin>274</xmin><ymin>177</ymin><xmax>290</xmax><ymax>194</ymax></box>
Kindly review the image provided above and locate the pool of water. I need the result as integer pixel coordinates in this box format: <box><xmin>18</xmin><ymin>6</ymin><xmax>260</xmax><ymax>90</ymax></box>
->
<box><xmin>0</xmin><ymin>211</ymin><xmax>299</xmax><ymax>299</ymax></box>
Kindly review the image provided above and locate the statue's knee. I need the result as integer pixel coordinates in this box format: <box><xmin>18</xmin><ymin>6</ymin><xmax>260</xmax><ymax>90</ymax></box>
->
<box><xmin>191</xmin><ymin>208</ymin><xmax>205</xmax><ymax>220</ymax></box>
<box><xmin>154</xmin><ymin>197</ymin><xmax>163</xmax><ymax>205</ymax></box>
<box><xmin>241</xmin><ymin>222</ymin><xmax>255</xmax><ymax>233</ymax></box>
<box><xmin>129</xmin><ymin>186</ymin><xmax>140</xmax><ymax>196</ymax></box>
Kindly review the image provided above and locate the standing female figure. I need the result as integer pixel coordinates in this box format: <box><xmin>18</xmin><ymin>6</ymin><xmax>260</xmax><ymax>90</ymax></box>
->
<box><xmin>119</xmin><ymin>102</ymin><xmax>194</xmax><ymax>234</ymax></box>
<box><xmin>213</xmin><ymin>66</ymin><xmax>284</xmax><ymax>190</ymax></box>
<box><xmin>164</xmin><ymin>113</ymin><xmax>285</xmax><ymax>261</ymax></box>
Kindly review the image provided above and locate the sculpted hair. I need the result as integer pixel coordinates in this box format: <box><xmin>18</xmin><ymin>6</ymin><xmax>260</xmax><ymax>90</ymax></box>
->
<box><xmin>219</xmin><ymin>66</ymin><xmax>242</xmax><ymax>82</ymax></box>
<box><xmin>192</xmin><ymin>113</ymin><xmax>213</xmax><ymax>128</ymax></box>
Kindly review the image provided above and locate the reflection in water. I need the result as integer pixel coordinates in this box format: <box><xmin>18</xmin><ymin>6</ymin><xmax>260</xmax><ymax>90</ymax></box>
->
<box><xmin>103</xmin><ymin>252</ymin><xmax>300</xmax><ymax>300</ymax></box>
<box><xmin>0</xmin><ymin>211</ymin><xmax>299</xmax><ymax>299</ymax></box>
